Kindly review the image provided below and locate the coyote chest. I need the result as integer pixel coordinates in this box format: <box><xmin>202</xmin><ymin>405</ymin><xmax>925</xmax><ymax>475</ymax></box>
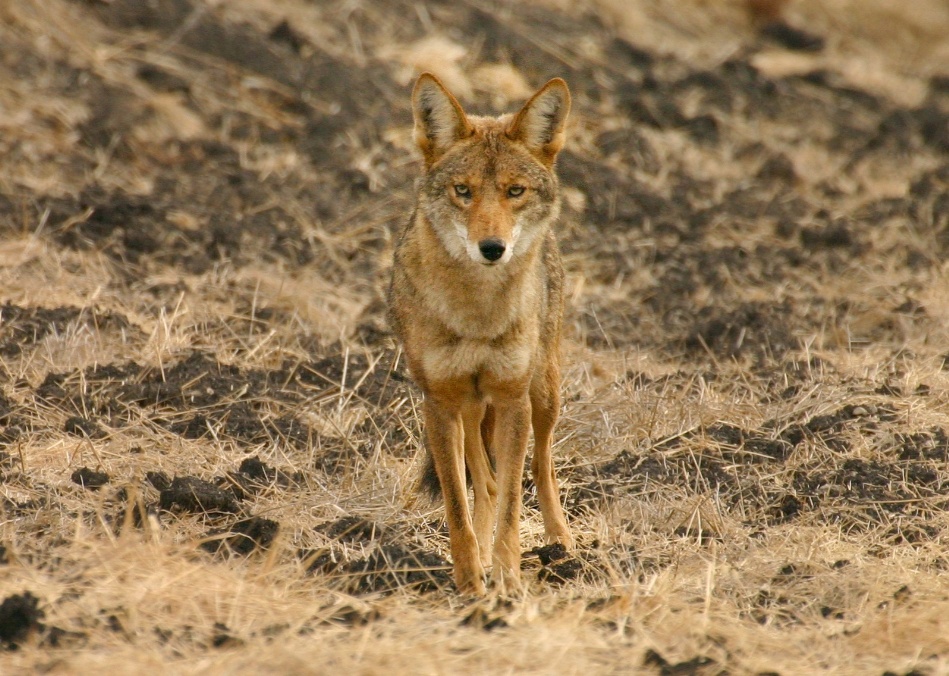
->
<box><xmin>421</xmin><ymin>334</ymin><xmax>535</xmax><ymax>384</ymax></box>
<box><xmin>419</xmin><ymin>291</ymin><xmax>540</xmax><ymax>383</ymax></box>
<box><xmin>417</xmin><ymin>264</ymin><xmax>524</xmax><ymax>339</ymax></box>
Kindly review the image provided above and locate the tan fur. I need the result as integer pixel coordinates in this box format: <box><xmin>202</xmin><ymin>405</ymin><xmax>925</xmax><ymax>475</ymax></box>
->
<box><xmin>388</xmin><ymin>73</ymin><xmax>573</xmax><ymax>594</ymax></box>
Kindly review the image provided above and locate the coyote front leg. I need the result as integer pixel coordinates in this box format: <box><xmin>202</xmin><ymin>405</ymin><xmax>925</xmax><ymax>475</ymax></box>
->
<box><xmin>490</xmin><ymin>393</ymin><xmax>532</xmax><ymax>592</ymax></box>
<box><xmin>424</xmin><ymin>395</ymin><xmax>485</xmax><ymax>594</ymax></box>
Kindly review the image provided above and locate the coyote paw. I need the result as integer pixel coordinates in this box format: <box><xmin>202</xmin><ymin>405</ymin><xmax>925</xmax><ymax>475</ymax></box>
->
<box><xmin>491</xmin><ymin>547</ymin><xmax>525</xmax><ymax>596</ymax></box>
<box><xmin>492</xmin><ymin>566</ymin><xmax>524</xmax><ymax>597</ymax></box>
<box><xmin>453</xmin><ymin>561</ymin><xmax>487</xmax><ymax>596</ymax></box>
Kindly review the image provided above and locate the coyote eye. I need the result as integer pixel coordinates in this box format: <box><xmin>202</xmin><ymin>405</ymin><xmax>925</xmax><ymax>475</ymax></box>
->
<box><xmin>507</xmin><ymin>185</ymin><xmax>526</xmax><ymax>198</ymax></box>
<box><xmin>454</xmin><ymin>184</ymin><xmax>471</xmax><ymax>198</ymax></box>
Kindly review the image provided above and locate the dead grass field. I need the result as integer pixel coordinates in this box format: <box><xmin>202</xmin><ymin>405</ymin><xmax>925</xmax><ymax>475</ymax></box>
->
<box><xmin>1</xmin><ymin>0</ymin><xmax>948</xmax><ymax>673</ymax></box>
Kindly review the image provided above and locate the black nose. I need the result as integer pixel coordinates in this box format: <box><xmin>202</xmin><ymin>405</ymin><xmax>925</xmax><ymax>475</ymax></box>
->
<box><xmin>478</xmin><ymin>238</ymin><xmax>506</xmax><ymax>262</ymax></box>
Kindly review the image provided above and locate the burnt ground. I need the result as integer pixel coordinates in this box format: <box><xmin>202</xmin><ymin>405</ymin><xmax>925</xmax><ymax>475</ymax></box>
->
<box><xmin>1</xmin><ymin>0</ymin><xmax>949</xmax><ymax>673</ymax></box>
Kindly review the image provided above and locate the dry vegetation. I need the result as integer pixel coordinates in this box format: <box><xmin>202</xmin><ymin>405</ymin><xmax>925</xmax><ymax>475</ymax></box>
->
<box><xmin>1</xmin><ymin>0</ymin><xmax>948</xmax><ymax>673</ymax></box>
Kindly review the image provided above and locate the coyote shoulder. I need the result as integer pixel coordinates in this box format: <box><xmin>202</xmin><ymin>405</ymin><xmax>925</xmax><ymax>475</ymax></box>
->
<box><xmin>388</xmin><ymin>72</ymin><xmax>573</xmax><ymax>594</ymax></box>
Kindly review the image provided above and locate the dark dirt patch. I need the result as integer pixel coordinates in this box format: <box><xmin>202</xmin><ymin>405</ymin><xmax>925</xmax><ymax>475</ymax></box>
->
<box><xmin>458</xmin><ymin>4</ymin><xmax>607</xmax><ymax>89</ymax></box>
<box><xmin>558</xmin><ymin>150</ymin><xmax>674</xmax><ymax>237</ymax></box>
<box><xmin>597</xmin><ymin>127</ymin><xmax>661</xmax><ymax>173</ymax></box>
<box><xmin>64</xmin><ymin>416</ymin><xmax>106</xmax><ymax>439</ymax></box>
<box><xmin>643</xmin><ymin>648</ymin><xmax>718</xmax><ymax>676</ymax></box>
<box><xmin>533</xmin><ymin>543</ymin><xmax>584</xmax><ymax>584</ymax></box>
<box><xmin>311</xmin><ymin>603</ymin><xmax>381</xmax><ymax>628</ymax></box>
<box><xmin>532</xmin><ymin>543</ymin><xmax>570</xmax><ymax>567</ymax></box>
<box><xmin>52</xmin><ymin>190</ymin><xmax>168</xmax><ymax>264</ymax></box>
<box><xmin>38</xmin><ymin>165</ymin><xmax>331</xmax><ymax>274</ymax></box>
<box><xmin>159</xmin><ymin>477</ymin><xmax>241</xmax><ymax>515</ymax></box>
<box><xmin>303</xmin><ymin>519</ymin><xmax>453</xmax><ymax>593</ymax></box>
<box><xmin>572</xmin><ymin>423</ymin><xmax>795</xmax><ymax>512</ymax></box>
<box><xmin>684</xmin><ymin>301</ymin><xmax>800</xmax><ymax>361</ymax></box>
<box><xmin>169</xmin><ymin>403</ymin><xmax>312</xmax><ymax>449</ymax></box>
<box><xmin>793</xmin><ymin>457</ymin><xmax>919</xmax><ymax>507</ymax></box>
<box><xmin>0</xmin><ymin>394</ymin><xmax>14</xmax><ymax>425</ymax></box>
<box><xmin>221</xmin><ymin>456</ymin><xmax>303</xmax><ymax>499</ymax></box>
<box><xmin>894</xmin><ymin>428</ymin><xmax>949</xmax><ymax>462</ymax></box>
<box><xmin>136</xmin><ymin>64</ymin><xmax>190</xmax><ymax>94</ymax></box>
<box><xmin>567</xmin><ymin>451</ymin><xmax>673</xmax><ymax>514</ymax></box>
<box><xmin>35</xmin><ymin>352</ymin><xmax>318</xmax><ymax>450</ymax></box>
<box><xmin>787</xmin><ymin>450</ymin><xmax>947</xmax><ymax>531</ymax></box>
<box><xmin>211</xmin><ymin>622</ymin><xmax>245</xmax><ymax>649</ymax></box>
<box><xmin>0</xmin><ymin>303</ymin><xmax>131</xmax><ymax>358</ymax></box>
<box><xmin>318</xmin><ymin>516</ymin><xmax>387</xmax><ymax>544</ymax></box>
<box><xmin>41</xmin><ymin>624</ymin><xmax>88</xmax><ymax>649</ymax></box>
<box><xmin>759</xmin><ymin>20</ymin><xmax>826</xmax><ymax>52</ymax></box>
<box><xmin>341</xmin><ymin>543</ymin><xmax>452</xmax><ymax>595</ymax></box>
<box><xmin>32</xmin><ymin>348</ymin><xmax>409</xmax><ymax>453</ymax></box>
<box><xmin>268</xmin><ymin>20</ymin><xmax>308</xmax><ymax>54</ymax></box>
<box><xmin>126</xmin><ymin>352</ymin><xmax>267</xmax><ymax>409</ymax></box>
<box><xmin>795</xmin><ymin>403</ymin><xmax>897</xmax><ymax>443</ymax></box>
<box><xmin>292</xmin><ymin>349</ymin><xmax>407</xmax><ymax>409</ymax></box>
<box><xmin>145</xmin><ymin>470</ymin><xmax>172</xmax><ymax>492</ymax></box>
<box><xmin>299</xmin><ymin>547</ymin><xmax>342</xmax><ymax>576</ymax></box>
<box><xmin>71</xmin><ymin>467</ymin><xmax>110</xmax><ymax>490</ymax></box>
<box><xmin>757</xmin><ymin>152</ymin><xmax>798</xmax><ymax>184</ymax></box>
<box><xmin>570</xmin><ymin>403</ymin><xmax>949</xmax><ymax>533</ymax></box>
<box><xmin>460</xmin><ymin>606</ymin><xmax>509</xmax><ymax>631</ymax></box>
<box><xmin>767</xmin><ymin>494</ymin><xmax>805</xmax><ymax>524</ymax></box>
<box><xmin>201</xmin><ymin>516</ymin><xmax>280</xmax><ymax>556</ymax></box>
<box><xmin>0</xmin><ymin>421</ymin><xmax>26</xmax><ymax>447</ymax></box>
<box><xmin>702</xmin><ymin>423</ymin><xmax>795</xmax><ymax>463</ymax></box>
<box><xmin>800</xmin><ymin>222</ymin><xmax>854</xmax><ymax>250</ymax></box>
<box><xmin>0</xmin><ymin>592</ymin><xmax>44</xmax><ymax>649</ymax></box>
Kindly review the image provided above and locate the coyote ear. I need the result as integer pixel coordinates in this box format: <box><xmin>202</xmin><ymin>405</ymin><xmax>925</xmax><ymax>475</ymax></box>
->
<box><xmin>412</xmin><ymin>73</ymin><xmax>473</xmax><ymax>165</ymax></box>
<box><xmin>507</xmin><ymin>78</ymin><xmax>571</xmax><ymax>166</ymax></box>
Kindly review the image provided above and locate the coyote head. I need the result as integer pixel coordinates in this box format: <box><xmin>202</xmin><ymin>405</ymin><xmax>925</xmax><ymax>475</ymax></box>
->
<box><xmin>411</xmin><ymin>73</ymin><xmax>570</xmax><ymax>266</ymax></box>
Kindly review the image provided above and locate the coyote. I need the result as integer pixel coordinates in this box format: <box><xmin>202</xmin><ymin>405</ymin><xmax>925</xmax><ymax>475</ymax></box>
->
<box><xmin>388</xmin><ymin>72</ymin><xmax>574</xmax><ymax>594</ymax></box>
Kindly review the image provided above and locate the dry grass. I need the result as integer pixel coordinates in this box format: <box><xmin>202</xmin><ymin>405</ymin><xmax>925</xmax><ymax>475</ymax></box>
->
<box><xmin>1</xmin><ymin>0</ymin><xmax>949</xmax><ymax>673</ymax></box>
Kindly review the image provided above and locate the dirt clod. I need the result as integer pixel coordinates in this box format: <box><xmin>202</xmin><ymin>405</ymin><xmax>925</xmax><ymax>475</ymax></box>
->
<box><xmin>64</xmin><ymin>416</ymin><xmax>105</xmax><ymax>438</ymax></box>
<box><xmin>759</xmin><ymin>20</ymin><xmax>825</xmax><ymax>52</ymax></box>
<box><xmin>0</xmin><ymin>592</ymin><xmax>43</xmax><ymax>649</ymax></box>
<box><xmin>202</xmin><ymin>517</ymin><xmax>279</xmax><ymax>555</ymax></box>
<box><xmin>319</xmin><ymin>516</ymin><xmax>387</xmax><ymax>544</ymax></box>
<box><xmin>159</xmin><ymin>477</ymin><xmax>241</xmax><ymax>515</ymax></box>
<box><xmin>643</xmin><ymin>649</ymin><xmax>718</xmax><ymax>676</ymax></box>
<box><xmin>71</xmin><ymin>467</ymin><xmax>110</xmax><ymax>489</ymax></box>
<box><xmin>532</xmin><ymin>543</ymin><xmax>569</xmax><ymax>566</ymax></box>
<box><xmin>343</xmin><ymin>544</ymin><xmax>452</xmax><ymax>595</ymax></box>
